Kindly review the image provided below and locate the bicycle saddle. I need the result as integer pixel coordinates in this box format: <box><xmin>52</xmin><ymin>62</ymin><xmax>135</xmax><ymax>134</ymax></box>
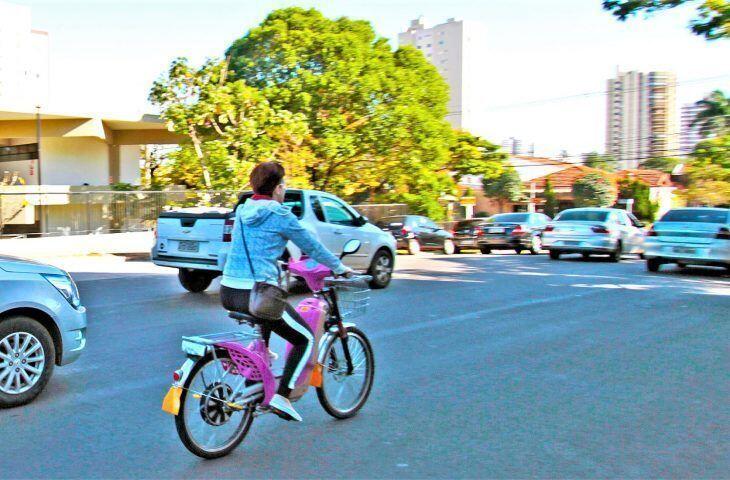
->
<box><xmin>227</xmin><ymin>311</ymin><xmax>260</xmax><ymax>326</ymax></box>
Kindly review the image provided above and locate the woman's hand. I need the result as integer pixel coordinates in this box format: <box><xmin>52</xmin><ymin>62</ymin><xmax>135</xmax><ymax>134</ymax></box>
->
<box><xmin>339</xmin><ymin>267</ymin><xmax>356</xmax><ymax>278</ymax></box>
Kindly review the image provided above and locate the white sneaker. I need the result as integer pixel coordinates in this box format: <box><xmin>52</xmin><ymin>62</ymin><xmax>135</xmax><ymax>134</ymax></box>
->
<box><xmin>269</xmin><ymin>394</ymin><xmax>302</xmax><ymax>422</ymax></box>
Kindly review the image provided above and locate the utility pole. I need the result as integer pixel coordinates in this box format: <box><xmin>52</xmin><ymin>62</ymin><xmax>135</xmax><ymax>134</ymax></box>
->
<box><xmin>35</xmin><ymin>105</ymin><xmax>42</xmax><ymax>186</ymax></box>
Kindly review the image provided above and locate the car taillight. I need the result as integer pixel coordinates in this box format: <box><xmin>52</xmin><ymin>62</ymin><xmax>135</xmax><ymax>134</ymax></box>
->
<box><xmin>646</xmin><ymin>227</ymin><xmax>658</xmax><ymax>237</ymax></box>
<box><xmin>401</xmin><ymin>226</ymin><xmax>412</xmax><ymax>236</ymax></box>
<box><xmin>223</xmin><ymin>218</ymin><xmax>235</xmax><ymax>242</ymax></box>
<box><xmin>544</xmin><ymin>225</ymin><xmax>555</xmax><ymax>232</ymax></box>
<box><xmin>510</xmin><ymin>225</ymin><xmax>523</xmax><ymax>236</ymax></box>
<box><xmin>591</xmin><ymin>225</ymin><xmax>611</xmax><ymax>234</ymax></box>
<box><xmin>474</xmin><ymin>227</ymin><xmax>484</xmax><ymax>237</ymax></box>
<box><xmin>717</xmin><ymin>227</ymin><xmax>730</xmax><ymax>240</ymax></box>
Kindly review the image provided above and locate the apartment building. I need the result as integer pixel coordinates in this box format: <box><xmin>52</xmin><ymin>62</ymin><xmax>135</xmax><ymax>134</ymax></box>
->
<box><xmin>680</xmin><ymin>102</ymin><xmax>704</xmax><ymax>154</ymax></box>
<box><xmin>606</xmin><ymin>71</ymin><xmax>679</xmax><ymax>169</ymax></box>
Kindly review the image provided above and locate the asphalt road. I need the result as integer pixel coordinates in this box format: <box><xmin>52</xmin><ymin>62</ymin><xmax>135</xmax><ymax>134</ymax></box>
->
<box><xmin>2</xmin><ymin>252</ymin><xmax>729</xmax><ymax>478</ymax></box>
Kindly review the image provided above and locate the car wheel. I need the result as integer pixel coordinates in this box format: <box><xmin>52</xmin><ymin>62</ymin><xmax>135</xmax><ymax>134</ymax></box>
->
<box><xmin>368</xmin><ymin>249</ymin><xmax>394</xmax><ymax>289</ymax></box>
<box><xmin>0</xmin><ymin>316</ymin><xmax>55</xmax><ymax>408</ymax></box>
<box><xmin>529</xmin><ymin>235</ymin><xmax>542</xmax><ymax>255</ymax></box>
<box><xmin>178</xmin><ymin>269</ymin><xmax>215</xmax><ymax>293</ymax></box>
<box><xmin>582</xmin><ymin>253</ymin><xmax>591</xmax><ymax>260</ymax></box>
<box><xmin>407</xmin><ymin>239</ymin><xmax>421</xmax><ymax>255</ymax></box>
<box><xmin>453</xmin><ymin>246</ymin><xmax>462</xmax><ymax>254</ymax></box>
<box><xmin>480</xmin><ymin>246</ymin><xmax>491</xmax><ymax>255</ymax></box>
<box><xmin>647</xmin><ymin>258</ymin><xmax>662</xmax><ymax>272</ymax></box>
<box><xmin>609</xmin><ymin>242</ymin><xmax>623</xmax><ymax>263</ymax></box>
<box><xmin>443</xmin><ymin>239</ymin><xmax>456</xmax><ymax>255</ymax></box>
<box><xmin>514</xmin><ymin>248</ymin><xmax>523</xmax><ymax>255</ymax></box>
<box><xmin>549</xmin><ymin>249</ymin><xmax>560</xmax><ymax>260</ymax></box>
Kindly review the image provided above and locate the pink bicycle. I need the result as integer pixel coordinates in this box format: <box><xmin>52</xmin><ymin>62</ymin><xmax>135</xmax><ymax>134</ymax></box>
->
<box><xmin>162</xmin><ymin>240</ymin><xmax>375</xmax><ymax>459</ymax></box>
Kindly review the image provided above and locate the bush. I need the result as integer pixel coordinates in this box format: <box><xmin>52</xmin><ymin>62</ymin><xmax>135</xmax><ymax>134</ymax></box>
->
<box><xmin>572</xmin><ymin>173</ymin><xmax>617</xmax><ymax>207</ymax></box>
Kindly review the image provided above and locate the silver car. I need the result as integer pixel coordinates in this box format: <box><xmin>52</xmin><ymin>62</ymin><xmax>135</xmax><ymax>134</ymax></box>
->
<box><xmin>644</xmin><ymin>208</ymin><xmax>730</xmax><ymax>272</ymax></box>
<box><xmin>0</xmin><ymin>255</ymin><xmax>87</xmax><ymax>408</ymax></box>
<box><xmin>542</xmin><ymin>208</ymin><xmax>645</xmax><ymax>262</ymax></box>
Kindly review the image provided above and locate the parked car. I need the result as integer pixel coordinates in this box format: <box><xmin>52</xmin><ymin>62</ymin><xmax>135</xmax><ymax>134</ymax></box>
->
<box><xmin>477</xmin><ymin>213</ymin><xmax>551</xmax><ymax>255</ymax></box>
<box><xmin>376</xmin><ymin>215</ymin><xmax>456</xmax><ymax>255</ymax></box>
<box><xmin>152</xmin><ymin>189</ymin><xmax>397</xmax><ymax>290</ymax></box>
<box><xmin>0</xmin><ymin>255</ymin><xmax>87</xmax><ymax>408</ymax></box>
<box><xmin>644</xmin><ymin>207</ymin><xmax>730</xmax><ymax>272</ymax></box>
<box><xmin>452</xmin><ymin>218</ymin><xmax>490</xmax><ymax>253</ymax></box>
<box><xmin>542</xmin><ymin>207</ymin><xmax>645</xmax><ymax>261</ymax></box>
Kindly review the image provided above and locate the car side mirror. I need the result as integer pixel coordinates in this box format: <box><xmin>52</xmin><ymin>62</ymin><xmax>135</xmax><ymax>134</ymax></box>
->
<box><xmin>355</xmin><ymin>216</ymin><xmax>368</xmax><ymax>227</ymax></box>
<box><xmin>341</xmin><ymin>239</ymin><xmax>362</xmax><ymax>258</ymax></box>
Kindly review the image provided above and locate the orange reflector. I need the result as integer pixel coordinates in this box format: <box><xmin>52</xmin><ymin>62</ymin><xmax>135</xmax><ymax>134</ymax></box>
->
<box><xmin>310</xmin><ymin>364</ymin><xmax>323</xmax><ymax>387</ymax></box>
<box><xmin>162</xmin><ymin>386</ymin><xmax>182</xmax><ymax>416</ymax></box>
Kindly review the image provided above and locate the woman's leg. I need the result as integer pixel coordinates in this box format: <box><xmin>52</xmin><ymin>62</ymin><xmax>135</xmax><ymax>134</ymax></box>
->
<box><xmin>268</xmin><ymin>303</ymin><xmax>314</xmax><ymax>397</ymax></box>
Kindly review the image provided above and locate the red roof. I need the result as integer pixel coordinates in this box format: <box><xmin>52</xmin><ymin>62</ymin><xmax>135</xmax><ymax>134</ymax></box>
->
<box><xmin>526</xmin><ymin>165</ymin><xmax>612</xmax><ymax>190</ymax></box>
<box><xmin>616</xmin><ymin>169</ymin><xmax>673</xmax><ymax>188</ymax></box>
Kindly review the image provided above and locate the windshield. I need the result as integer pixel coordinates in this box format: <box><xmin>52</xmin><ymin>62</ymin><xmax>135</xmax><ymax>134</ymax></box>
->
<box><xmin>556</xmin><ymin>210</ymin><xmax>609</xmax><ymax>222</ymax></box>
<box><xmin>455</xmin><ymin>220</ymin><xmax>485</xmax><ymax>229</ymax></box>
<box><xmin>488</xmin><ymin>213</ymin><xmax>529</xmax><ymax>223</ymax></box>
<box><xmin>660</xmin><ymin>209</ymin><xmax>728</xmax><ymax>224</ymax></box>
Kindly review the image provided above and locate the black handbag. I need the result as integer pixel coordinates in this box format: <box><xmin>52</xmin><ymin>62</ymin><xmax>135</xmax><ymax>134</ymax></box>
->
<box><xmin>239</xmin><ymin>217</ymin><xmax>287</xmax><ymax>321</ymax></box>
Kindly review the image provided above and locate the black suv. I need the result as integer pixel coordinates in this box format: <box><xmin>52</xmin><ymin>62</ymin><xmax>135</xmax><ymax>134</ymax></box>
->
<box><xmin>376</xmin><ymin>215</ymin><xmax>456</xmax><ymax>255</ymax></box>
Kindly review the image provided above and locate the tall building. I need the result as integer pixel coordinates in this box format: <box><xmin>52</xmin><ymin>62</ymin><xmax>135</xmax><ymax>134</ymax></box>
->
<box><xmin>606</xmin><ymin>71</ymin><xmax>679</xmax><ymax>169</ymax></box>
<box><xmin>398</xmin><ymin>17</ymin><xmax>483</xmax><ymax>131</ymax></box>
<box><xmin>0</xmin><ymin>0</ymin><xmax>49</xmax><ymax>109</ymax></box>
<box><xmin>680</xmin><ymin>102</ymin><xmax>704</xmax><ymax>154</ymax></box>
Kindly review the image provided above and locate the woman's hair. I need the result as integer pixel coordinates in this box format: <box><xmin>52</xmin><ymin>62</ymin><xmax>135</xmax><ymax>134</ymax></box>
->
<box><xmin>250</xmin><ymin>162</ymin><xmax>285</xmax><ymax>196</ymax></box>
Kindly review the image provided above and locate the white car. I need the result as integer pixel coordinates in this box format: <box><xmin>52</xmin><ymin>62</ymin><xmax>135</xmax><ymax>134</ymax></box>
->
<box><xmin>644</xmin><ymin>208</ymin><xmax>730</xmax><ymax>272</ymax></box>
<box><xmin>152</xmin><ymin>189</ymin><xmax>397</xmax><ymax>290</ymax></box>
<box><xmin>542</xmin><ymin>207</ymin><xmax>645</xmax><ymax>261</ymax></box>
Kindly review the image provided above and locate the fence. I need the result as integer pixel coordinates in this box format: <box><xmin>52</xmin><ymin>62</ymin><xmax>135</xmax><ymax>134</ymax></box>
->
<box><xmin>0</xmin><ymin>190</ymin><xmax>408</xmax><ymax>238</ymax></box>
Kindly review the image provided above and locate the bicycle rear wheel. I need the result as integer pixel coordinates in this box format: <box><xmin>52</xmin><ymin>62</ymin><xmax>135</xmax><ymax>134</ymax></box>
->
<box><xmin>175</xmin><ymin>350</ymin><xmax>256</xmax><ymax>459</ymax></box>
<box><xmin>316</xmin><ymin>327</ymin><xmax>375</xmax><ymax>419</ymax></box>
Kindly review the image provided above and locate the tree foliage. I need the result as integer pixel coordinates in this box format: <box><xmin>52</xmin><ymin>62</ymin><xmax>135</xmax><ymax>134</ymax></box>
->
<box><xmin>449</xmin><ymin>131</ymin><xmax>506</xmax><ymax>179</ymax></box>
<box><xmin>617</xmin><ymin>178</ymin><xmax>659</xmax><ymax>220</ymax></box>
<box><xmin>685</xmin><ymin>133</ymin><xmax>730</xmax><ymax>206</ymax></box>
<box><xmin>582</xmin><ymin>151</ymin><xmax>617</xmax><ymax>171</ymax></box>
<box><xmin>543</xmin><ymin>179</ymin><xmax>559</xmax><ymax>217</ymax></box>
<box><xmin>602</xmin><ymin>0</ymin><xmax>730</xmax><ymax>40</ymax></box>
<box><xmin>482</xmin><ymin>167</ymin><xmax>524</xmax><ymax>211</ymax></box>
<box><xmin>572</xmin><ymin>173</ymin><xmax>617</xmax><ymax>207</ymax></box>
<box><xmin>640</xmin><ymin>156</ymin><xmax>682</xmax><ymax>173</ymax></box>
<box><xmin>692</xmin><ymin>89</ymin><xmax>730</xmax><ymax>138</ymax></box>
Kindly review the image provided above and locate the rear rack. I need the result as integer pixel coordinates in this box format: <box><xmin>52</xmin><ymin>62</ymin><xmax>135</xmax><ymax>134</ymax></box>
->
<box><xmin>181</xmin><ymin>331</ymin><xmax>259</xmax><ymax>357</ymax></box>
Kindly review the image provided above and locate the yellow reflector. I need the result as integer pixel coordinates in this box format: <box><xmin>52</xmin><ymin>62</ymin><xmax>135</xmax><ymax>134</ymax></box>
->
<box><xmin>162</xmin><ymin>386</ymin><xmax>183</xmax><ymax>416</ymax></box>
<box><xmin>310</xmin><ymin>363</ymin><xmax>323</xmax><ymax>387</ymax></box>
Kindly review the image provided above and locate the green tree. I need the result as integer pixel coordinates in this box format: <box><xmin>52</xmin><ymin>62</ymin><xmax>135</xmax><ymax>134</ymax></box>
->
<box><xmin>640</xmin><ymin>156</ymin><xmax>682</xmax><ymax>173</ymax></box>
<box><xmin>692</xmin><ymin>90</ymin><xmax>730</xmax><ymax>138</ymax></box>
<box><xmin>543</xmin><ymin>179</ymin><xmax>559</xmax><ymax>217</ymax></box>
<box><xmin>603</xmin><ymin>0</ymin><xmax>730</xmax><ymax>40</ymax></box>
<box><xmin>449</xmin><ymin>131</ymin><xmax>506</xmax><ymax>179</ymax></box>
<box><xmin>582</xmin><ymin>152</ymin><xmax>617</xmax><ymax>171</ymax></box>
<box><xmin>617</xmin><ymin>178</ymin><xmax>659</xmax><ymax>220</ymax></box>
<box><xmin>482</xmin><ymin>167</ymin><xmax>524</xmax><ymax>211</ymax></box>
<box><xmin>572</xmin><ymin>173</ymin><xmax>617</xmax><ymax>207</ymax></box>
<box><xmin>685</xmin><ymin>133</ymin><xmax>730</xmax><ymax>206</ymax></box>
<box><xmin>149</xmin><ymin>57</ymin><xmax>311</xmax><ymax>190</ymax></box>
<box><xmin>225</xmin><ymin>7</ymin><xmax>456</xmax><ymax>207</ymax></box>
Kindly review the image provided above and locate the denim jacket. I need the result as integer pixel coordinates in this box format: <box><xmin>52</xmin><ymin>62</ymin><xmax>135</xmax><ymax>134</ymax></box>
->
<box><xmin>221</xmin><ymin>198</ymin><xmax>346</xmax><ymax>289</ymax></box>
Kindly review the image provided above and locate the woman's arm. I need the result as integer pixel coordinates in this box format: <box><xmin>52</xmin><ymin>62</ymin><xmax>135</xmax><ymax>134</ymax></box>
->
<box><xmin>281</xmin><ymin>213</ymin><xmax>347</xmax><ymax>274</ymax></box>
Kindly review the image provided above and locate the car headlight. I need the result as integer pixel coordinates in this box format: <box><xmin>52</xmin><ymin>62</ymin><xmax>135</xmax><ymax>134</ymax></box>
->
<box><xmin>44</xmin><ymin>274</ymin><xmax>81</xmax><ymax>308</ymax></box>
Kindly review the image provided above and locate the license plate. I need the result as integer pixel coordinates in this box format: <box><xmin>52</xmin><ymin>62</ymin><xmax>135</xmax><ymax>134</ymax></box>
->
<box><xmin>178</xmin><ymin>240</ymin><xmax>200</xmax><ymax>252</ymax></box>
<box><xmin>674</xmin><ymin>246</ymin><xmax>696</xmax><ymax>254</ymax></box>
<box><xmin>488</xmin><ymin>228</ymin><xmax>505</xmax><ymax>234</ymax></box>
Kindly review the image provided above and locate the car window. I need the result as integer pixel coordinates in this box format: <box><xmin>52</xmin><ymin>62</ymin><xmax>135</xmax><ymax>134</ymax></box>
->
<box><xmin>321</xmin><ymin>197</ymin><xmax>357</xmax><ymax>226</ymax></box>
<box><xmin>556</xmin><ymin>210</ymin><xmax>609</xmax><ymax>222</ymax></box>
<box><xmin>627</xmin><ymin>212</ymin><xmax>643</xmax><ymax>227</ymax></box>
<box><xmin>660</xmin><ymin>209</ymin><xmax>729</xmax><ymax>223</ymax></box>
<box><xmin>489</xmin><ymin>213</ymin><xmax>530</xmax><ymax>223</ymax></box>
<box><xmin>310</xmin><ymin>196</ymin><xmax>326</xmax><ymax>222</ymax></box>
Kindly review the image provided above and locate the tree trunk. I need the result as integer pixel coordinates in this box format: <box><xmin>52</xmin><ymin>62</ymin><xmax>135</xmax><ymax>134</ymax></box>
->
<box><xmin>188</xmin><ymin>124</ymin><xmax>213</xmax><ymax>189</ymax></box>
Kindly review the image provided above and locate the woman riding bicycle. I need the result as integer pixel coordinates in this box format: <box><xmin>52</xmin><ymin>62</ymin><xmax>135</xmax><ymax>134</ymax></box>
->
<box><xmin>220</xmin><ymin>162</ymin><xmax>352</xmax><ymax>422</ymax></box>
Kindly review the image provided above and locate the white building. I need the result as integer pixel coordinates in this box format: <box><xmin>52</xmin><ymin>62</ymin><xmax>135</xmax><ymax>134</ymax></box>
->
<box><xmin>0</xmin><ymin>1</ymin><xmax>49</xmax><ymax>109</ymax></box>
<box><xmin>606</xmin><ymin>71</ymin><xmax>679</xmax><ymax>169</ymax></box>
<box><xmin>398</xmin><ymin>17</ymin><xmax>484</xmax><ymax>131</ymax></box>
<box><xmin>680</xmin><ymin>102</ymin><xmax>703</xmax><ymax>154</ymax></box>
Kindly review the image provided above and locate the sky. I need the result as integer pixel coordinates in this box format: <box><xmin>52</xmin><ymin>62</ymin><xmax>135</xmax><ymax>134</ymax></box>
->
<box><xmin>9</xmin><ymin>0</ymin><xmax>730</xmax><ymax>157</ymax></box>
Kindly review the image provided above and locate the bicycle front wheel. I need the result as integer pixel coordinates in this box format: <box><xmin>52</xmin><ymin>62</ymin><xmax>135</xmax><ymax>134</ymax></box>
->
<box><xmin>316</xmin><ymin>326</ymin><xmax>375</xmax><ymax>419</ymax></box>
<box><xmin>175</xmin><ymin>350</ymin><xmax>256</xmax><ymax>459</ymax></box>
